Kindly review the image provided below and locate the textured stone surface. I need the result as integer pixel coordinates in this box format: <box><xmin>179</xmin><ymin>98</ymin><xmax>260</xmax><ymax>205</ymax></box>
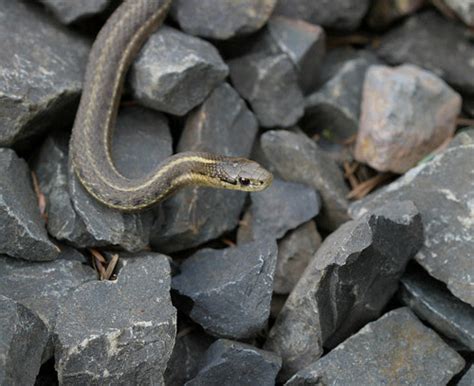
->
<box><xmin>399</xmin><ymin>268</ymin><xmax>474</xmax><ymax>350</ymax></box>
<box><xmin>259</xmin><ymin>130</ymin><xmax>350</xmax><ymax>230</ymax></box>
<box><xmin>35</xmin><ymin>106</ymin><xmax>171</xmax><ymax>251</ymax></box>
<box><xmin>274</xmin><ymin>221</ymin><xmax>322</xmax><ymax>295</ymax></box>
<box><xmin>171</xmin><ymin>0</ymin><xmax>277</xmax><ymax>40</ymax></box>
<box><xmin>0</xmin><ymin>148</ymin><xmax>58</xmax><ymax>261</ymax></box>
<box><xmin>151</xmin><ymin>83</ymin><xmax>258</xmax><ymax>253</ymax></box>
<box><xmin>0</xmin><ymin>295</ymin><xmax>49</xmax><ymax>386</ymax></box>
<box><xmin>187</xmin><ymin>339</ymin><xmax>281</xmax><ymax>386</ymax></box>
<box><xmin>229</xmin><ymin>53</ymin><xmax>304</xmax><ymax>127</ymax></box>
<box><xmin>273</xmin><ymin>0</ymin><xmax>371</xmax><ymax>30</ymax></box>
<box><xmin>39</xmin><ymin>0</ymin><xmax>114</xmax><ymax>24</ymax></box>
<box><xmin>458</xmin><ymin>364</ymin><xmax>474</xmax><ymax>386</ymax></box>
<box><xmin>303</xmin><ymin>53</ymin><xmax>378</xmax><ymax>141</ymax></box>
<box><xmin>355</xmin><ymin>64</ymin><xmax>461</xmax><ymax>173</ymax></box>
<box><xmin>286</xmin><ymin>308</ymin><xmax>465</xmax><ymax>385</ymax></box>
<box><xmin>0</xmin><ymin>0</ymin><xmax>89</xmax><ymax>148</ymax></box>
<box><xmin>172</xmin><ymin>239</ymin><xmax>278</xmax><ymax>339</ymax></box>
<box><xmin>164</xmin><ymin>328</ymin><xmax>214</xmax><ymax>386</ymax></box>
<box><xmin>55</xmin><ymin>253</ymin><xmax>176</xmax><ymax>385</ymax></box>
<box><xmin>377</xmin><ymin>10</ymin><xmax>474</xmax><ymax>95</ymax></box>
<box><xmin>367</xmin><ymin>0</ymin><xmax>423</xmax><ymax>29</ymax></box>
<box><xmin>350</xmin><ymin>143</ymin><xmax>474</xmax><ymax>306</ymax></box>
<box><xmin>130</xmin><ymin>25</ymin><xmax>228</xmax><ymax>116</ymax></box>
<box><xmin>238</xmin><ymin>179</ymin><xmax>321</xmax><ymax>243</ymax></box>
<box><xmin>265</xmin><ymin>201</ymin><xmax>423</xmax><ymax>379</ymax></box>
<box><xmin>253</xmin><ymin>16</ymin><xmax>326</xmax><ymax>93</ymax></box>
<box><xmin>443</xmin><ymin>0</ymin><xmax>474</xmax><ymax>27</ymax></box>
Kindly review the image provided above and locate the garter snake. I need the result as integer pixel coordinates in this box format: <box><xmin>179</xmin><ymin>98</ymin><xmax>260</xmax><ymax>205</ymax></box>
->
<box><xmin>70</xmin><ymin>0</ymin><xmax>272</xmax><ymax>211</ymax></box>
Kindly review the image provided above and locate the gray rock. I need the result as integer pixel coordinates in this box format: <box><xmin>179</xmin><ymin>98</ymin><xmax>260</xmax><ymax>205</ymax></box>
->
<box><xmin>265</xmin><ymin>201</ymin><xmax>424</xmax><ymax>379</ymax></box>
<box><xmin>376</xmin><ymin>10</ymin><xmax>474</xmax><ymax>95</ymax></box>
<box><xmin>229</xmin><ymin>53</ymin><xmax>304</xmax><ymax>128</ymax></box>
<box><xmin>443</xmin><ymin>0</ymin><xmax>474</xmax><ymax>27</ymax></box>
<box><xmin>399</xmin><ymin>268</ymin><xmax>474</xmax><ymax>350</ymax></box>
<box><xmin>55</xmin><ymin>253</ymin><xmax>176</xmax><ymax>385</ymax></box>
<box><xmin>186</xmin><ymin>339</ymin><xmax>281</xmax><ymax>386</ymax></box>
<box><xmin>303</xmin><ymin>53</ymin><xmax>379</xmax><ymax>141</ymax></box>
<box><xmin>0</xmin><ymin>0</ymin><xmax>89</xmax><ymax>148</ymax></box>
<box><xmin>285</xmin><ymin>308</ymin><xmax>465</xmax><ymax>385</ymax></box>
<box><xmin>0</xmin><ymin>148</ymin><xmax>58</xmax><ymax>261</ymax></box>
<box><xmin>273</xmin><ymin>0</ymin><xmax>371</xmax><ymax>31</ymax></box>
<box><xmin>0</xmin><ymin>295</ymin><xmax>49</xmax><ymax>386</ymax></box>
<box><xmin>164</xmin><ymin>328</ymin><xmax>214</xmax><ymax>386</ymax></box>
<box><xmin>172</xmin><ymin>239</ymin><xmax>278</xmax><ymax>339</ymax></box>
<box><xmin>0</xmin><ymin>248</ymin><xmax>96</xmax><ymax>361</ymax></box>
<box><xmin>449</xmin><ymin>128</ymin><xmax>474</xmax><ymax>148</ymax></box>
<box><xmin>39</xmin><ymin>0</ymin><xmax>115</xmax><ymax>24</ymax></box>
<box><xmin>274</xmin><ymin>221</ymin><xmax>322</xmax><ymax>295</ymax></box>
<box><xmin>237</xmin><ymin>179</ymin><xmax>321</xmax><ymax>242</ymax></box>
<box><xmin>355</xmin><ymin>64</ymin><xmax>461</xmax><ymax>173</ymax></box>
<box><xmin>171</xmin><ymin>0</ymin><xmax>277</xmax><ymax>40</ymax></box>
<box><xmin>252</xmin><ymin>16</ymin><xmax>326</xmax><ymax>93</ymax></box>
<box><xmin>151</xmin><ymin>83</ymin><xmax>257</xmax><ymax>253</ymax></box>
<box><xmin>366</xmin><ymin>0</ymin><xmax>424</xmax><ymax>29</ymax></box>
<box><xmin>130</xmin><ymin>25</ymin><xmax>228</xmax><ymax>116</ymax></box>
<box><xmin>458</xmin><ymin>364</ymin><xmax>474</xmax><ymax>386</ymax></box>
<box><xmin>350</xmin><ymin>144</ymin><xmax>474</xmax><ymax>306</ymax></box>
<box><xmin>259</xmin><ymin>130</ymin><xmax>350</xmax><ymax>230</ymax></box>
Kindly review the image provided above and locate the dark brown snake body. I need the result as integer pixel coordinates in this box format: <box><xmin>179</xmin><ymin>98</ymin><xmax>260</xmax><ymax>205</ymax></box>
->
<box><xmin>70</xmin><ymin>0</ymin><xmax>272</xmax><ymax>211</ymax></box>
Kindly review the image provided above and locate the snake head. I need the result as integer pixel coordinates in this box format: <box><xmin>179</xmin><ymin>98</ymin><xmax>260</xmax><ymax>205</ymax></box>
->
<box><xmin>219</xmin><ymin>158</ymin><xmax>273</xmax><ymax>192</ymax></box>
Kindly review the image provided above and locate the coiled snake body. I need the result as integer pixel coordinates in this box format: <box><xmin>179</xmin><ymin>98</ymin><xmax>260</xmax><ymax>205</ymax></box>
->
<box><xmin>70</xmin><ymin>0</ymin><xmax>272</xmax><ymax>211</ymax></box>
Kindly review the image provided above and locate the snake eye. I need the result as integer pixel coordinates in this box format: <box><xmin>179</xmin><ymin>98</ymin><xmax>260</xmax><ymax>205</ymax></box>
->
<box><xmin>239</xmin><ymin>177</ymin><xmax>250</xmax><ymax>186</ymax></box>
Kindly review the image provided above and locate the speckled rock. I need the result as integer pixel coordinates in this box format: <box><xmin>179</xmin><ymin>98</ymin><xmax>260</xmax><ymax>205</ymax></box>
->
<box><xmin>0</xmin><ymin>0</ymin><xmax>89</xmax><ymax>148</ymax></box>
<box><xmin>265</xmin><ymin>201</ymin><xmax>423</xmax><ymax>379</ymax></box>
<box><xmin>130</xmin><ymin>25</ymin><xmax>228</xmax><ymax>116</ymax></box>
<box><xmin>443</xmin><ymin>0</ymin><xmax>474</xmax><ymax>27</ymax></box>
<box><xmin>350</xmin><ymin>143</ymin><xmax>474</xmax><ymax>306</ymax></box>
<box><xmin>0</xmin><ymin>148</ymin><xmax>58</xmax><ymax>261</ymax></box>
<box><xmin>39</xmin><ymin>0</ymin><xmax>115</xmax><ymax>24</ymax></box>
<box><xmin>355</xmin><ymin>64</ymin><xmax>461</xmax><ymax>173</ymax></box>
<box><xmin>172</xmin><ymin>239</ymin><xmax>278</xmax><ymax>339</ymax></box>
<box><xmin>285</xmin><ymin>308</ymin><xmax>465</xmax><ymax>385</ymax></box>
<box><xmin>171</xmin><ymin>0</ymin><xmax>277</xmax><ymax>40</ymax></box>
<box><xmin>187</xmin><ymin>339</ymin><xmax>281</xmax><ymax>386</ymax></box>
<box><xmin>367</xmin><ymin>0</ymin><xmax>424</xmax><ymax>29</ymax></box>
<box><xmin>457</xmin><ymin>364</ymin><xmax>474</xmax><ymax>386</ymax></box>
<box><xmin>273</xmin><ymin>0</ymin><xmax>371</xmax><ymax>31</ymax></box>
<box><xmin>55</xmin><ymin>253</ymin><xmax>176</xmax><ymax>385</ymax></box>
<box><xmin>0</xmin><ymin>295</ymin><xmax>49</xmax><ymax>386</ymax></box>
<box><xmin>229</xmin><ymin>53</ymin><xmax>304</xmax><ymax>128</ymax></box>
<box><xmin>151</xmin><ymin>83</ymin><xmax>258</xmax><ymax>253</ymax></box>
<box><xmin>399</xmin><ymin>267</ymin><xmax>474</xmax><ymax>350</ymax></box>
<box><xmin>377</xmin><ymin>10</ymin><xmax>474</xmax><ymax>95</ymax></box>
<box><xmin>259</xmin><ymin>130</ymin><xmax>350</xmax><ymax>230</ymax></box>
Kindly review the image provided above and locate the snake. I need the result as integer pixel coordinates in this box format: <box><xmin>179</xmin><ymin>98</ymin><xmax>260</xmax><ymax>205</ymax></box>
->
<box><xmin>69</xmin><ymin>0</ymin><xmax>272</xmax><ymax>211</ymax></box>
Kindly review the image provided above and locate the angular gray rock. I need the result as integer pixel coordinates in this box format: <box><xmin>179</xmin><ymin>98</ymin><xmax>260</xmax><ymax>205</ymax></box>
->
<box><xmin>265</xmin><ymin>201</ymin><xmax>424</xmax><ymax>379</ymax></box>
<box><xmin>350</xmin><ymin>143</ymin><xmax>474</xmax><ymax>306</ymax></box>
<box><xmin>366</xmin><ymin>0</ymin><xmax>424</xmax><ymax>29</ymax></box>
<box><xmin>39</xmin><ymin>0</ymin><xmax>115</xmax><ymax>24</ymax></box>
<box><xmin>55</xmin><ymin>253</ymin><xmax>176</xmax><ymax>385</ymax></box>
<box><xmin>449</xmin><ymin>128</ymin><xmax>474</xmax><ymax>148</ymax></box>
<box><xmin>458</xmin><ymin>364</ymin><xmax>474</xmax><ymax>386</ymax></box>
<box><xmin>303</xmin><ymin>52</ymin><xmax>379</xmax><ymax>141</ymax></box>
<box><xmin>273</xmin><ymin>0</ymin><xmax>371</xmax><ymax>31</ymax></box>
<box><xmin>172</xmin><ymin>239</ymin><xmax>278</xmax><ymax>339</ymax></box>
<box><xmin>377</xmin><ymin>10</ymin><xmax>474</xmax><ymax>95</ymax></box>
<box><xmin>0</xmin><ymin>148</ymin><xmax>58</xmax><ymax>261</ymax></box>
<box><xmin>151</xmin><ymin>83</ymin><xmax>258</xmax><ymax>253</ymax></box>
<box><xmin>259</xmin><ymin>130</ymin><xmax>350</xmax><ymax>230</ymax></box>
<box><xmin>186</xmin><ymin>339</ymin><xmax>281</xmax><ymax>386</ymax></box>
<box><xmin>35</xmin><ymin>106</ymin><xmax>171</xmax><ymax>251</ymax></box>
<box><xmin>0</xmin><ymin>295</ymin><xmax>49</xmax><ymax>386</ymax></box>
<box><xmin>252</xmin><ymin>16</ymin><xmax>326</xmax><ymax>93</ymax></box>
<box><xmin>0</xmin><ymin>0</ymin><xmax>89</xmax><ymax>148</ymax></box>
<box><xmin>285</xmin><ymin>308</ymin><xmax>465</xmax><ymax>385</ymax></box>
<box><xmin>164</xmin><ymin>328</ymin><xmax>214</xmax><ymax>386</ymax></box>
<box><xmin>443</xmin><ymin>0</ymin><xmax>474</xmax><ymax>27</ymax></box>
<box><xmin>229</xmin><ymin>53</ymin><xmax>304</xmax><ymax>128</ymax></box>
<box><xmin>355</xmin><ymin>64</ymin><xmax>461</xmax><ymax>173</ymax></box>
<box><xmin>274</xmin><ymin>221</ymin><xmax>322</xmax><ymax>294</ymax></box>
<box><xmin>237</xmin><ymin>179</ymin><xmax>321</xmax><ymax>242</ymax></box>
<box><xmin>130</xmin><ymin>25</ymin><xmax>228</xmax><ymax>116</ymax></box>
<box><xmin>171</xmin><ymin>0</ymin><xmax>277</xmax><ymax>40</ymax></box>
<box><xmin>399</xmin><ymin>268</ymin><xmax>474</xmax><ymax>350</ymax></box>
